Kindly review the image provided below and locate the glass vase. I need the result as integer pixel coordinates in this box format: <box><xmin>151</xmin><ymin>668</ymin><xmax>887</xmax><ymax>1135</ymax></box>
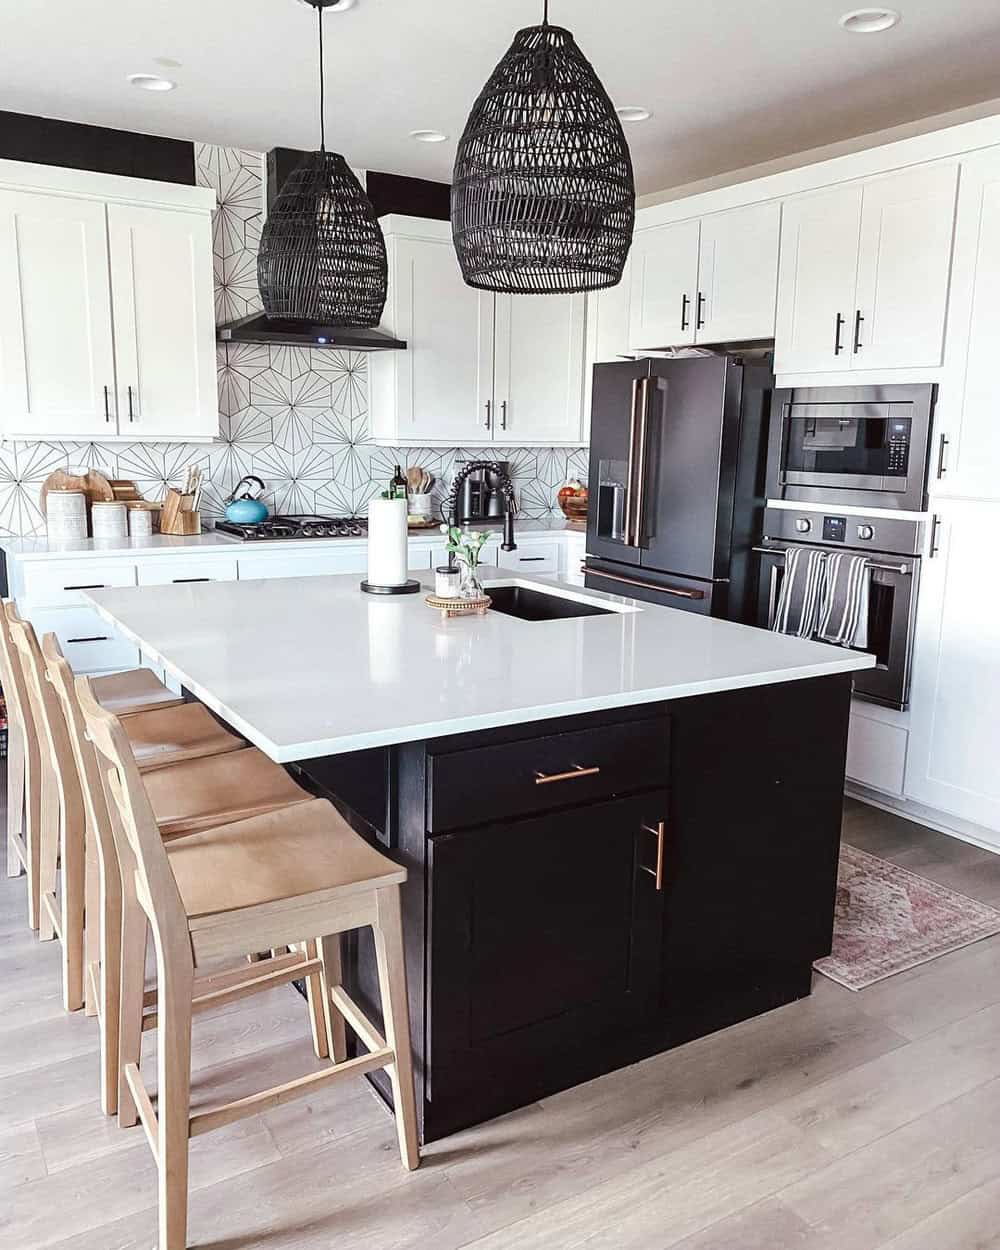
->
<box><xmin>458</xmin><ymin>557</ymin><xmax>484</xmax><ymax>600</ymax></box>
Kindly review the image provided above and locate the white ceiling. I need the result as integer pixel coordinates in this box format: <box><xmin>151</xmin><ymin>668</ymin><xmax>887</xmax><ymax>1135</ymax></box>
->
<box><xmin>3</xmin><ymin>0</ymin><xmax>1000</xmax><ymax>195</ymax></box>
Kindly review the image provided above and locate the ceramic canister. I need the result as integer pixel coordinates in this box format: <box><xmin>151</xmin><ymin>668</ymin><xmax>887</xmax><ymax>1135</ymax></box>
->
<box><xmin>46</xmin><ymin>491</ymin><xmax>87</xmax><ymax>541</ymax></box>
<box><xmin>127</xmin><ymin>506</ymin><xmax>154</xmax><ymax>538</ymax></box>
<box><xmin>91</xmin><ymin>501</ymin><xmax>128</xmax><ymax>539</ymax></box>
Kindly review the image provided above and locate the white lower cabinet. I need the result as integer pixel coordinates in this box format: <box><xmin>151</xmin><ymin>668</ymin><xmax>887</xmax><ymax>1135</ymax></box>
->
<box><xmin>496</xmin><ymin>541</ymin><xmax>561</xmax><ymax>575</ymax></box>
<box><xmin>846</xmin><ymin>707</ymin><xmax>908</xmax><ymax>796</ymax></box>
<box><xmin>30</xmin><ymin>605</ymin><xmax>139</xmax><ymax>674</ymax></box>
<box><xmin>905</xmin><ymin>500</ymin><xmax>1000</xmax><ymax>842</ymax></box>
<box><xmin>136</xmin><ymin>557</ymin><xmax>239</xmax><ymax>586</ymax></box>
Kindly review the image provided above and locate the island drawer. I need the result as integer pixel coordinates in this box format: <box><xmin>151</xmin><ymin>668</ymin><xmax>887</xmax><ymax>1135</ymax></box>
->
<box><xmin>29</xmin><ymin>606</ymin><xmax>140</xmax><ymax>674</ymax></box>
<box><xmin>426</xmin><ymin>713</ymin><xmax>670</xmax><ymax>831</ymax></box>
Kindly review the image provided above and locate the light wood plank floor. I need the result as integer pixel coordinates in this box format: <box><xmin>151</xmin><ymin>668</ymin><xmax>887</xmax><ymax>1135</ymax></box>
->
<box><xmin>2</xmin><ymin>792</ymin><xmax>1000</xmax><ymax>1250</ymax></box>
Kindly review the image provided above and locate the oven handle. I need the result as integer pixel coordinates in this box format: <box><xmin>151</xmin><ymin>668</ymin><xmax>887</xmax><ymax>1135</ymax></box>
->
<box><xmin>752</xmin><ymin>546</ymin><xmax>912</xmax><ymax>576</ymax></box>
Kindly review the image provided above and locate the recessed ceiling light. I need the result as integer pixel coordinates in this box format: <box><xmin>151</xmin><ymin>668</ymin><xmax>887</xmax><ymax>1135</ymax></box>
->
<box><xmin>839</xmin><ymin>8</ymin><xmax>901</xmax><ymax>33</ymax></box>
<box><xmin>616</xmin><ymin>106</ymin><xmax>652</xmax><ymax>123</ymax></box>
<box><xmin>127</xmin><ymin>73</ymin><xmax>176</xmax><ymax>92</ymax></box>
<box><xmin>153</xmin><ymin>56</ymin><xmax>182</xmax><ymax>69</ymax></box>
<box><xmin>410</xmin><ymin>129</ymin><xmax>448</xmax><ymax>143</ymax></box>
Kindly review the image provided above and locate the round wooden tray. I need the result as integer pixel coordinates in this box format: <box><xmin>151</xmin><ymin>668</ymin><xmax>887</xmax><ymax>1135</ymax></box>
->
<box><xmin>425</xmin><ymin>593</ymin><xmax>492</xmax><ymax>619</ymax></box>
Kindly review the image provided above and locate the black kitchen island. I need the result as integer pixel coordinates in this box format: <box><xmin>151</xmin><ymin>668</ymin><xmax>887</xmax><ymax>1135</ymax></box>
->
<box><xmin>86</xmin><ymin>569</ymin><xmax>872</xmax><ymax>1144</ymax></box>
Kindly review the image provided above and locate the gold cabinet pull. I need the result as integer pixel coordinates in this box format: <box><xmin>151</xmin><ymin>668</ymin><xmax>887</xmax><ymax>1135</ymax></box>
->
<box><xmin>639</xmin><ymin>821</ymin><xmax>666</xmax><ymax>890</ymax></box>
<box><xmin>534</xmin><ymin>764</ymin><xmax>601</xmax><ymax>786</ymax></box>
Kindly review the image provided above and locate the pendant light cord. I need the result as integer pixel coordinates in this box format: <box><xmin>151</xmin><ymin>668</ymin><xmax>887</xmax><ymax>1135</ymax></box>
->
<box><xmin>542</xmin><ymin>0</ymin><xmax>549</xmax><ymax>24</ymax></box>
<box><xmin>317</xmin><ymin>3</ymin><xmax>326</xmax><ymax>152</ymax></box>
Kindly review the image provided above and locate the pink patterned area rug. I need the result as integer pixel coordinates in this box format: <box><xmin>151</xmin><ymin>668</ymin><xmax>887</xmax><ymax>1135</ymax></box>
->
<box><xmin>814</xmin><ymin>843</ymin><xmax>1000</xmax><ymax>991</ymax></box>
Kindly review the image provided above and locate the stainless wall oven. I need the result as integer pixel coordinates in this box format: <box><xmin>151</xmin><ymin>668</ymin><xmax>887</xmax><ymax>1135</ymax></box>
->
<box><xmin>755</xmin><ymin>507</ymin><xmax>923</xmax><ymax>709</ymax></box>
<box><xmin>766</xmin><ymin>384</ymin><xmax>936</xmax><ymax>512</ymax></box>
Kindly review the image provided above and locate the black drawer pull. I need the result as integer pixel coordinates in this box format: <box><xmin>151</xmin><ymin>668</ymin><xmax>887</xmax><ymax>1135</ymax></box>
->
<box><xmin>534</xmin><ymin>764</ymin><xmax>601</xmax><ymax>786</ymax></box>
<box><xmin>67</xmin><ymin>635</ymin><xmax>109</xmax><ymax>644</ymax></box>
<box><xmin>173</xmin><ymin>577</ymin><xmax>211</xmax><ymax>583</ymax></box>
<box><xmin>518</xmin><ymin>556</ymin><xmax>546</xmax><ymax>563</ymax></box>
<box><xmin>64</xmin><ymin>583</ymin><xmax>106</xmax><ymax>591</ymax></box>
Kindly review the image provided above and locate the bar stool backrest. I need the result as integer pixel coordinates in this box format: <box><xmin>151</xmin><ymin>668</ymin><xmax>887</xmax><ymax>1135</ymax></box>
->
<box><xmin>0</xmin><ymin>601</ymin><xmax>39</xmax><ymax>789</ymax></box>
<box><xmin>8</xmin><ymin>611</ymin><xmax>84</xmax><ymax>836</ymax></box>
<box><xmin>75</xmin><ymin>676</ymin><xmax>189</xmax><ymax>951</ymax></box>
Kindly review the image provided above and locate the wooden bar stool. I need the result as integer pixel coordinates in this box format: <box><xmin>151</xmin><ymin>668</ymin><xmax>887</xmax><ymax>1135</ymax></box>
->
<box><xmin>44</xmin><ymin>635</ymin><xmax>333</xmax><ymax>1112</ymax></box>
<box><xmin>8</xmin><ymin>612</ymin><xmax>314</xmax><ymax>1014</ymax></box>
<box><xmin>1</xmin><ymin>598</ymin><xmax>183</xmax><ymax>928</ymax></box>
<box><xmin>78</xmin><ymin>675</ymin><xmax>419</xmax><ymax>1250</ymax></box>
<box><xmin>0</xmin><ymin>601</ymin><xmax>41</xmax><ymax>928</ymax></box>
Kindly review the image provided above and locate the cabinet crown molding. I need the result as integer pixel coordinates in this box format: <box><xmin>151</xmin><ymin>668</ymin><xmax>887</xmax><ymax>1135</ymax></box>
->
<box><xmin>0</xmin><ymin>157</ymin><xmax>216</xmax><ymax>213</ymax></box>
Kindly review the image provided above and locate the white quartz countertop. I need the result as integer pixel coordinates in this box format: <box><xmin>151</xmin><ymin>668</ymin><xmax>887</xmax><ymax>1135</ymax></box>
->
<box><xmin>0</xmin><ymin>518</ymin><xmax>578</xmax><ymax>562</ymax></box>
<box><xmin>85</xmin><ymin>571</ymin><xmax>874</xmax><ymax>762</ymax></box>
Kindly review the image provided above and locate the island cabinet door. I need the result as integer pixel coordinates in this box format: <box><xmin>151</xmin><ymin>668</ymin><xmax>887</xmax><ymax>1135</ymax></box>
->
<box><xmin>425</xmin><ymin>789</ymin><xmax>668</xmax><ymax>1138</ymax></box>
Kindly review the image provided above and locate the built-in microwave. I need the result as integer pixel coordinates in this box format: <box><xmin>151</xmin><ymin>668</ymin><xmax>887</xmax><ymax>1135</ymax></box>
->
<box><xmin>766</xmin><ymin>384</ymin><xmax>936</xmax><ymax>512</ymax></box>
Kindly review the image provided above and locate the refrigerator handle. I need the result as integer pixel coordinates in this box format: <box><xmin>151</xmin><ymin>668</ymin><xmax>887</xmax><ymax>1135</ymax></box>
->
<box><xmin>624</xmin><ymin>377</ymin><xmax>641</xmax><ymax>545</ymax></box>
<box><xmin>634</xmin><ymin>376</ymin><xmax>665</xmax><ymax>546</ymax></box>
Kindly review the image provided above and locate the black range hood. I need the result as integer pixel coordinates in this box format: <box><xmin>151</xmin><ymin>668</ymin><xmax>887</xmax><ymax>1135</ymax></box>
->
<box><xmin>217</xmin><ymin>313</ymin><xmax>405</xmax><ymax>351</ymax></box>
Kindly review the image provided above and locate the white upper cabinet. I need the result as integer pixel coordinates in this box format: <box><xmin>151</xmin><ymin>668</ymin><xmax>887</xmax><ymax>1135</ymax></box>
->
<box><xmin>371</xmin><ymin>216</ymin><xmax>588</xmax><ymax>445</ymax></box>
<box><xmin>931</xmin><ymin>149</ymin><xmax>1000</xmax><ymax>501</ymax></box>
<box><xmin>628</xmin><ymin>219</ymin><xmax>700</xmax><ymax>350</ymax></box>
<box><xmin>774</xmin><ymin>185</ymin><xmax>863</xmax><ymax>374</ymax></box>
<box><xmin>370</xmin><ymin>227</ymin><xmax>495</xmax><ymax>445</ymax></box>
<box><xmin>0</xmin><ymin>160</ymin><xmax>218</xmax><ymax>441</ymax></box>
<box><xmin>628</xmin><ymin>205</ymin><xmax>780</xmax><ymax>352</ymax></box>
<box><xmin>493</xmin><ymin>292</ymin><xmax>586</xmax><ymax>444</ymax></box>
<box><xmin>0</xmin><ymin>189</ymin><xmax>117</xmax><ymax>437</ymax></box>
<box><xmin>852</xmin><ymin>165</ymin><xmax>959</xmax><ymax>369</ymax></box>
<box><xmin>775</xmin><ymin>164</ymin><xmax>958</xmax><ymax>376</ymax></box>
<box><xmin>106</xmin><ymin>203</ymin><xmax>218</xmax><ymax>439</ymax></box>
<box><xmin>696</xmin><ymin>202</ymin><xmax>781</xmax><ymax>344</ymax></box>
<box><xmin>905</xmin><ymin>500</ymin><xmax>1000</xmax><ymax>845</ymax></box>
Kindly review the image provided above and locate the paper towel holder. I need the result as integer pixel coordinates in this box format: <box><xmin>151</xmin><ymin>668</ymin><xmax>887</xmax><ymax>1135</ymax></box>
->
<box><xmin>360</xmin><ymin>579</ymin><xmax>421</xmax><ymax>595</ymax></box>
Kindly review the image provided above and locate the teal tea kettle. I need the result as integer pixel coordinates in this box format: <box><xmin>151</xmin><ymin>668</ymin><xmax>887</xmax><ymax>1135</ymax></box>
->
<box><xmin>224</xmin><ymin>475</ymin><xmax>269</xmax><ymax>525</ymax></box>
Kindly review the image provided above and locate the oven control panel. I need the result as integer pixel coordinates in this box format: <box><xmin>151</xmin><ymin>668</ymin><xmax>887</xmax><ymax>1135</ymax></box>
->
<box><xmin>822</xmin><ymin>515</ymin><xmax>847</xmax><ymax>543</ymax></box>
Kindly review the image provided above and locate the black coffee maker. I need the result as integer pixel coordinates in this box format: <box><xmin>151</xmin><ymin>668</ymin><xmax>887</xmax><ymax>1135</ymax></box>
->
<box><xmin>454</xmin><ymin>460</ymin><xmax>512</xmax><ymax>523</ymax></box>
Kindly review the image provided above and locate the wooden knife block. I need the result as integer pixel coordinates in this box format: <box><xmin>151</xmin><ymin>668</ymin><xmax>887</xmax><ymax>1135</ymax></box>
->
<box><xmin>159</xmin><ymin>488</ymin><xmax>201</xmax><ymax>535</ymax></box>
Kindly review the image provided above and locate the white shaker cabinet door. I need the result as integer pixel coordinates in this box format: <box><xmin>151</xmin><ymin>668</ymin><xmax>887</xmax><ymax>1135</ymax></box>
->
<box><xmin>627</xmin><ymin>219</ymin><xmax>700</xmax><ymax>351</ymax></box>
<box><xmin>107</xmin><ymin>203</ymin><xmax>219</xmax><ymax>439</ymax></box>
<box><xmin>0</xmin><ymin>189</ymin><xmax>117</xmax><ymax>437</ymax></box>
<box><xmin>774</xmin><ymin>185</ymin><xmax>863</xmax><ymax>375</ymax></box>
<box><xmin>371</xmin><ymin>235</ymin><xmax>495</xmax><ymax>444</ymax></box>
<box><xmin>931</xmin><ymin>151</ymin><xmax>1000</xmax><ymax>501</ymax></box>
<box><xmin>852</xmin><ymin>163</ymin><xmax>958</xmax><ymax>371</ymax></box>
<box><xmin>695</xmin><ymin>201</ymin><xmax>781</xmax><ymax>344</ymax></box>
<box><xmin>905</xmin><ymin>500</ymin><xmax>1000</xmax><ymax>843</ymax></box>
<box><xmin>493</xmin><ymin>292</ymin><xmax>587</xmax><ymax>444</ymax></box>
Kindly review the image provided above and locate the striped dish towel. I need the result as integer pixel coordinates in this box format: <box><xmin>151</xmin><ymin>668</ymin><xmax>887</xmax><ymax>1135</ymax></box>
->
<box><xmin>817</xmin><ymin>552</ymin><xmax>870</xmax><ymax>648</ymax></box>
<box><xmin>771</xmin><ymin>547</ymin><xmax>826</xmax><ymax>638</ymax></box>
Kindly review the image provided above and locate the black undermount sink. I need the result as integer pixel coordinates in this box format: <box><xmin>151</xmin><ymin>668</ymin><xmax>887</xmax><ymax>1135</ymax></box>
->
<box><xmin>486</xmin><ymin>584</ymin><xmax>614</xmax><ymax>622</ymax></box>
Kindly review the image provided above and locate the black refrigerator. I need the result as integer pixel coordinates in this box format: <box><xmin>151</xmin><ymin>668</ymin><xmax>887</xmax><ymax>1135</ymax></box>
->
<box><xmin>584</xmin><ymin>354</ymin><xmax>773</xmax><ymax>621</ymax></box>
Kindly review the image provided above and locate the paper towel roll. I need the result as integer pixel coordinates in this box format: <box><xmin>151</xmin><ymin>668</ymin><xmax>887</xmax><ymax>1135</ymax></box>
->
<box><xmin>367</xmin><ymin>497</ymin><xmax>409</xmax><ymax>587</ymax></box>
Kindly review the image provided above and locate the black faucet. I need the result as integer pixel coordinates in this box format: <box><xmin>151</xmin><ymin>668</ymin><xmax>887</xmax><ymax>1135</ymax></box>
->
<box><xmin>442</xmin><ymin>460</ymin><xmax>518</xmax><ymax>567</ymax></box>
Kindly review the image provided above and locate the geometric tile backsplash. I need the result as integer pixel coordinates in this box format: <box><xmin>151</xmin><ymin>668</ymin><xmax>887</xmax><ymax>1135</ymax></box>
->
<box><xmin>0</xmin><ymin>143</ymin><xmax>587</xmax><ymax>537</ymax></box>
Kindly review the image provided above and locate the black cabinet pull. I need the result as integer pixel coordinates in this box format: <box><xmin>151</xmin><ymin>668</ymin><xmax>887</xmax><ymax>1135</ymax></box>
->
<box><xmin>127</xmin><ymin>384</ymin><xmax>135</xmax><ymax>422</ymax></box>
<box><xmin>834</xmin><ymin>312</ymin><xmax>846</xmax><ymax>355</ymax></box>
<box><xmin>695</xmin><ymin>292</ymin><xmax>706</xmax><ymax>330</ymax></box>
<box><xmin>929</xmin><ymin>514</ymin><xmax>942</xmax><ymax>558</ymax></box>
<box><xmin>67</xmin><ymin>635</ymin><xmax>109</xmax><ymax>644</ymax></box>
<box><xmin>103</xmin><ymin>385</ymin><xmax>111</xmax><ymax>422</ymax></box>
<box><xmin>936</xmin><ymin>432</ymin><xmax>950</xmax><ymax>479</ymax></box>
<box><xmin>680</xmin><ymin>293</ymin><xmax>691</xmax><ymax>332</ymax></box>
<box><xmin>518</xmin><ymin>556</ymin><xmax>546</xmax><ymax>563</ymax></box>
<box><xmin>64</xmin><ymin>583</ymin><xmax>106</xmax><ymax>591</ymax></box>
<box><xmin>173</xmin><ymin>577</ymin><xmax>211</xmax><ymax>583</ymax></box>
<box><xmin>853</xmin><ymin>309</ymin><xmax>864</xmax><ymax>353</ymax></box>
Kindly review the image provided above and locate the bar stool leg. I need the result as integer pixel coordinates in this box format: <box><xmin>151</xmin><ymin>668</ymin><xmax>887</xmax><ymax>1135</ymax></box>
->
<box><xmin>24</xmin><ymin>743</ymin><xmax>41</xmax><ymax>932</ymax></box>
<box><xmin>317</xmin><ymin>934</ymin><xmax>347</xmax><ymax>1063</ymax></box>
<box><xmin>154</xmin><ymin>940</ymin><xmax>194</xmax><ymax>1250</ymax></box>
<box><xmin>372</xmin><ymin>886</ymin><xmax>420</xmax><ymax>1171</ymax></box>
<box><xmin>61</xmin><ymin>805</ymin><xmax>86</xmax><ymax>1013</ymax></box>
<box><xmin>6</xmin><ymin>723</ymin><xmax>24</xmax><ymax>879</ymax></box>
<box><xmin>37</xmin><ymin>773</ymin><xmax>59</xmax><ymax>943</ymax></box>
<box><xmin>302</xmin><ymin>939</ymin><xmax>330</xmax><ymax>1061</ymax></box>
<box><xmin>99</xmin><ymin>845</ymin><xmax>124</xmax><ymax>1118</ymax></box>
<box><xmin>118</xmin><ymin>892</ymin><xmax>149</xmax><ymax>1129</ymax></box>
<box><xmin>84</xmin><ymin>828</ymin><xmax>100</xmax><ymax>1017</ymax></box>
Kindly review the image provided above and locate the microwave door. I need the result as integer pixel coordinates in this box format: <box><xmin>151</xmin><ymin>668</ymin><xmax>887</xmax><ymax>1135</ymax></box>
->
<box><xmin>586</xmin><ymin>361</ymin><xmax>650</xmax><ymax>567</ymax></box>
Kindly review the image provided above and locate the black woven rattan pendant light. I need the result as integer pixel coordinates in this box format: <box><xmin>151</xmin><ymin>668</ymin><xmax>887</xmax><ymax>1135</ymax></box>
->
<box><xmin>258</xmin><ymin>0</ymin><xmax>387</xmax><ymax>327</ymax></box>
<box><xmin>451</xmin><ymin>0</ymin><xmax>635</xmax><ymax>295</ymax></box>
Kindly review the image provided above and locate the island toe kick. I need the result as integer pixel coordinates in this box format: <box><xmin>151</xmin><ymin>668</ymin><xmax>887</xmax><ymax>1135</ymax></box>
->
<box><xmin>298</xmin><ymin>671</ymin><xmax>853</xmax><ymax>1144</ymax></box>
